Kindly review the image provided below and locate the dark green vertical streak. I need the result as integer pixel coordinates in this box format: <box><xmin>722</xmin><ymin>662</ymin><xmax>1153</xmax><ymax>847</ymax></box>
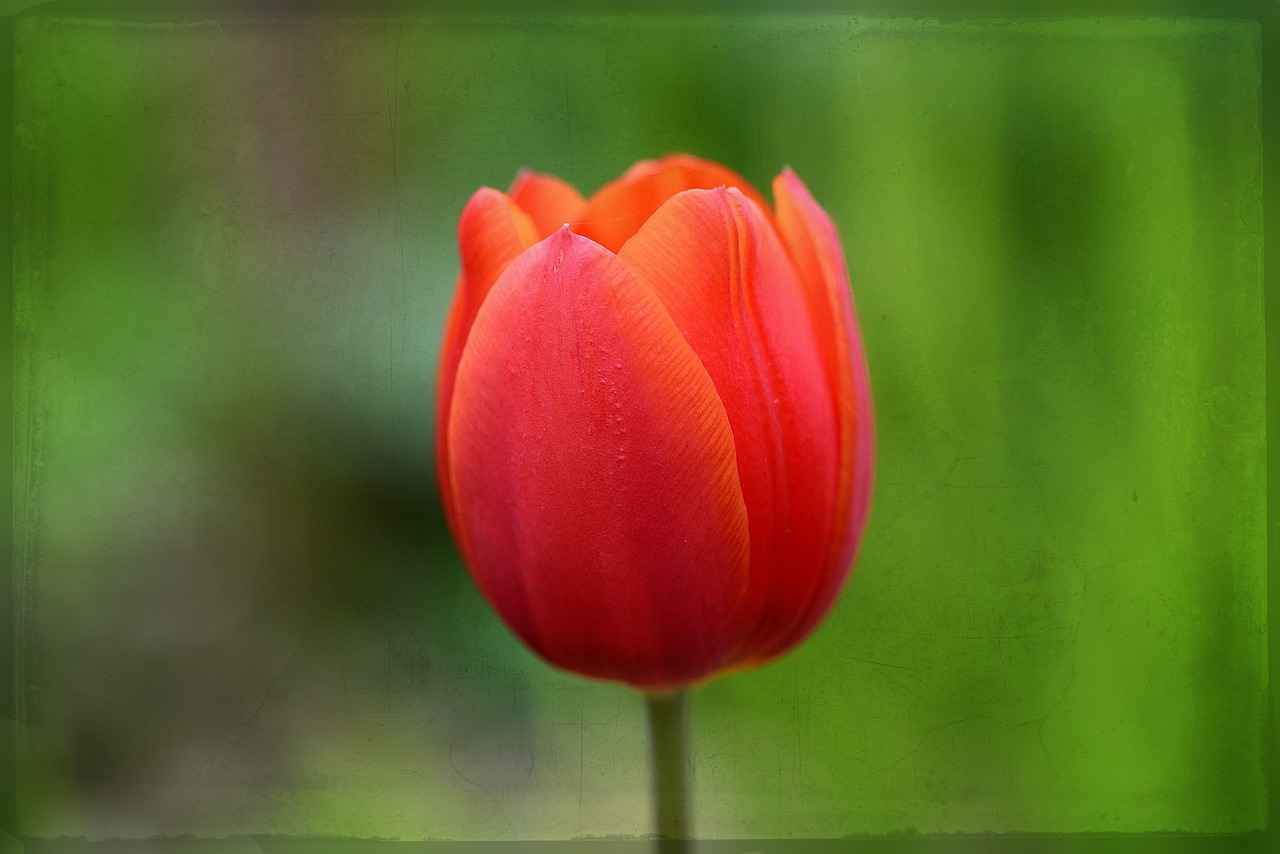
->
<box><xmin>1</xmin><ymin>10</ymin><xmax>16</xmax><ymax>839</ymax></box>
<box><xmin>646</xmin><ymin>690</ymin><xmax>690</xmax><ymax>853</ymax></box>
<box><xmin>1259</xmin><ymin>0</ymin><xmax>1280</xmax><ymax>843</ymax></box>
<box><xmin>1175</xmin><ymin>20</ymin><xmax>1267</xmax><ymax>823</ymax></box>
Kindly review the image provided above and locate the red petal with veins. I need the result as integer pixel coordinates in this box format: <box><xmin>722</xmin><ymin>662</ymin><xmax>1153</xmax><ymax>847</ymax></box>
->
<box><xmin>447</xmin><ymin>228</ymin><xmax>751</xmax><ymax>690</ymax></box>
<box><xmin>619</xmin><ymin>186</ymin><xmax>841</xmax><ymax>664</ymax></box>
<box><xmin>768</xmin><ymin>168</ymin><xmax>875</xmax><ymax>658</ymax></box>
<box><xmin>436</xmin><ymin>188</ymin><xmax>539</xmax><ymax>549</ymax></box>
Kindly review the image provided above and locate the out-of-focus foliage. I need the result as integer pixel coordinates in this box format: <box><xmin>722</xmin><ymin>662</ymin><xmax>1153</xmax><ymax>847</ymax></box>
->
<box><xmin>11</xmin><ymin>11</ymin><xmax>1265</xmax><ymax>841</ymax></box>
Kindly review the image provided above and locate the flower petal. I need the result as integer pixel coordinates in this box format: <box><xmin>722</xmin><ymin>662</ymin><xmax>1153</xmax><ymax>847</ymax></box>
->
<box><xmin>448</xmin><ymin>227</ymin><xmax>750</xmax><ymax>690</ymax></box>
<box><xmin>508</xmin><ymin>169</ymin><xmax>587</xmax><ymax>239</ymax></box>
<box><xmin>618</xmin><ymin>187</ymin><xmax>841</xmax><ymax>664</ymax></box>
<box><xmin>768</xmin><ymin>167</ymin><xmax>875</xmax><ymax>657</ymax></box>
<box><xmin>573</xmin><ymin>153</ymin><xmax>770</xmax><ymax>253</ymax></box>
<box><xmin>436</xmin><ymin>188</ymin><xmax>539</xmax><ymax>548</ymax></box>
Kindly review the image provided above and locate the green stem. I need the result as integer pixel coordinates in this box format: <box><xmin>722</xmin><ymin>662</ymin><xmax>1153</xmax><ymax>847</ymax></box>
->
<box><xmin>645</xmin><ymin>690</ymin><xmax>690</xmax><ymax>853</ymax></box>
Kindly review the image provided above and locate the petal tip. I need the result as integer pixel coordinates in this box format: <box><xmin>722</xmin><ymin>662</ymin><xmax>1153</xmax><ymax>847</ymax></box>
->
<box><xmin>508</xmin><ymin>167</ymin><xmax>532</xmax><ymax>188</ymax></box>
<box><xmin>461</xmin><ymin>185</ymin><xmax>507</xmax><ymax>214</ymax></box>
<box><xmin>775</xmin><ymin>167</ymin><xmax>811</xmax><ymax>197</ymax></box>
<box><xmin>551</xmin><ymin>223</ymin><xmax>583</xmax><ymax>250</ymax></box>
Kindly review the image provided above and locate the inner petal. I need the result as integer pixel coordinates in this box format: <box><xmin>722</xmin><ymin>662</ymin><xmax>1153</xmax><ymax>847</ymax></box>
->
<box><xmin>573</xmin><ymin>153</ymin><xmax>770</xmax><ymax>253</ymax></box>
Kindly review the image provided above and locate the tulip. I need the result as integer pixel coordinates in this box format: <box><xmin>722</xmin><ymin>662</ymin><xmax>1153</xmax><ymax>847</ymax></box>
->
<box><xmin>436</xmin><ymin>154</ymin><xmax>873</xmax><ymax>694</ymax></box>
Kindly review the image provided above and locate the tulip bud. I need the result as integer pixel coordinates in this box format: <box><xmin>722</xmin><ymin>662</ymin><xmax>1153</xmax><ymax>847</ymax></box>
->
<box><xmin>436</xmin><ymin>154</ymin><xmax>873</xmax><ymax>692</ymax></box>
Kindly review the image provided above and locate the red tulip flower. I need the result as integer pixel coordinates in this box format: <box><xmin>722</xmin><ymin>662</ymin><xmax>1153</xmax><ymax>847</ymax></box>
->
<box><xmin>437</xmin><ymin>154</ymin><xmax>873</xmax><ymax>694</ymax></box>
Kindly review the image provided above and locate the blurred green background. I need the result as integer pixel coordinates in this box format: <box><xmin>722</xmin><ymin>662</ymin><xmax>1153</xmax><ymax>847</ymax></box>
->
<box><xmin>10</xmin><ymin>6</ymin><xmax>1267</xmax><ymax>843</ymax></box>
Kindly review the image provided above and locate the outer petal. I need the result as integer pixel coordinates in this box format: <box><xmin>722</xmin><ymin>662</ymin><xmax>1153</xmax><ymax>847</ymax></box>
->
<box><xmin>574</xmin><ymin>153</ymin><xmax>770</xmax><ymax>253</ymax></box>
<box><xmin>508</xmin><ymin>169</ymin><xmax>587</xmax><ymax>239</ymax></box>
<box><xmin>618</xmin><ymin>187</ymin><xmax>840</xmax><ymax>665</ymax></box>
<box><xmin>769</xmin><ymin>168</ymin><xmax>875</xmax><ymax>657</ymax></box>
<box><xmin>436</xmin><ymin>188</ymin><xmax>539</xmax><ymax>547</ymax></box>
<box><xmin>448</xmin><ymin>227</ymin><xmax>750</xmax><ymax>690</ymax></box>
